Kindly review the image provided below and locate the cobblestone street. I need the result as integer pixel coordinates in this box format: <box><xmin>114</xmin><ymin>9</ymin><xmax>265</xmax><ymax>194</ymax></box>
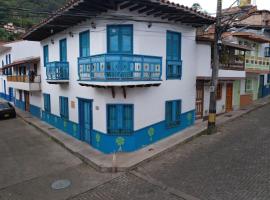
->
<box><xmin>1</xmin><ymin>104</ymin><xmax>270</xmax><ymax>200</ymax></box>
<box><xmin>135</xmin><ymin>104</ymin><xmax>270</xmax><ymax>200</ymax></box>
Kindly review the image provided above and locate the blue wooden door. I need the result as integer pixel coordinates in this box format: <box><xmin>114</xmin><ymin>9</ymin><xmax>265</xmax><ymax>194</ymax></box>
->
<box><xmin>8</xmin><ymin>87</ymin><xmax>13</xmax><ymax>102</ymax></box>
<box><xmin>78</xmin><ymin>99</ymin><xmax>92</xmax><ymax>144</ymax></box>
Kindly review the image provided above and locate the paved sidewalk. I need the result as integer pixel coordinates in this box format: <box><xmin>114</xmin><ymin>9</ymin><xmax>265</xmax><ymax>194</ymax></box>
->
<box><xmin>15</xmin><ymin>96</ymin><xmax>270</xmax><ymax>172</ymax></box>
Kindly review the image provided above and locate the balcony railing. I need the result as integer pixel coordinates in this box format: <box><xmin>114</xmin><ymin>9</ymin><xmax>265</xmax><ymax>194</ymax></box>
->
<box><xmin>46</xmin><ymin>61</ymin><xmax>69</xmax><ymax>82</ymax></box>
<box><xmin>7</xmin><ymin>75</ymin><xmax>41</xmax><ymax>83</ymax></box>
<box><xmin>78</xmin><ymin>54</ymin><xmax>162</xmax><ymax>82</ymax></box>
<box><xmin>220</xmin><ymin>55</ymin><xmax>245</xmax><ymax>70</ymax></box>
<box><xmin>245</xmin><ymin>56</ymin><xmax>270</xmax><ymax>72</ymax></box>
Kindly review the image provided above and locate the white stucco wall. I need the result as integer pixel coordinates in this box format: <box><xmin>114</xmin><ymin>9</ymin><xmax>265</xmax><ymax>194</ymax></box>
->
<box><xmin>40</xmin><ymin>9</ymin><xmax>197</xmax><ymax>133</ymax></box>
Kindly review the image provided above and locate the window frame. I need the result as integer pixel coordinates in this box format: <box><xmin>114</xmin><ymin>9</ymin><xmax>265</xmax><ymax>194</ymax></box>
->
<box><xmin>166</xmin><ymin>30</ymin><xmax>182</xmax><ymax>80</ymax></box>
<box><xmin>43</xmin><ymin>45</ymin><xmax>49</xmax><ymax>67</ymax></box>
<box><xmin>43</xmin><ymin>93</ymin><xmax>51</xmax><ymax>113</ymax></box>
<box><xmin>245</xmin><ymin>79</ymin><xmax>253</xmax><ymax>92</ymax></box>
<box><xmin>59</xmin><ymin>38</ymin><xmax>67</xmax><ymax>62</ymax></box>
<box><xmin>107</xmin><ymin>25</ymin><xmax>133</xmax><ymax>54</ymax></box>
<box><xmin>107</xmin><ymin>104</ymin><xmax>134</xmax><ymax>135</ymax></box>
<box><xmin>79</xmin><ymin>30</ymin><xmax>90</xmax><ymax>57</ymax></box>
<box><xmin>165</xmin><ymin>100</ymin><xmax>182</xmax><ymax>128</ymax></box>
<box><xmin>59</xmin><ymin>96</ymin><xmax>69</xmax><ymax>120</ymax></box>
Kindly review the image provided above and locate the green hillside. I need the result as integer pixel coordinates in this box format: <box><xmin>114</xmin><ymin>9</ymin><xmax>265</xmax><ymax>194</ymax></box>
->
<box><xmin>0</xmin><ymin>0</ymin><xmax>67</xmax><ymax>41</ymax></box>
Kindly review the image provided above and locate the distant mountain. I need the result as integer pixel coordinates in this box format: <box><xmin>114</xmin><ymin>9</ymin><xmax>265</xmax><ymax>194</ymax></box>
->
<box><xmin>0</xmin><ymin>0</ymin><xmax>67</xmax><ymax>41</ymax></box>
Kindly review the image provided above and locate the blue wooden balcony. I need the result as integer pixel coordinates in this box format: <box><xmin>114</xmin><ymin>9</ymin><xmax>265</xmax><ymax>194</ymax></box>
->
<box><xmin>46</xmin><ymin>61</ymin><xmax>69</xmax><ymax>84</ymax></box>
<box><xmin>77</xmin><ymin>54</ymin><xmax>162</xmax><ymax>87</ymax></box>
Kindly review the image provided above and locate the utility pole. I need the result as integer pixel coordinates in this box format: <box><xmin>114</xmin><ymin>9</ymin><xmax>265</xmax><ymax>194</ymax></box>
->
<box><xmin>207</xmin><ymin>0</ymin><xmax>222</xmax><ymax>134</ymax></box>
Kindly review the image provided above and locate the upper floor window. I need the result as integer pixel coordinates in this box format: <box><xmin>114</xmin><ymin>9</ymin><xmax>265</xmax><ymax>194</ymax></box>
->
<box><xmin>59</xmin><ymin>38</ymin><xmax>67</xmax><ymax>62</ymax></box>
<box><xmin>165</xmin><ymin>100</ymin><xmax>181</xmax><ymax>128</ymax></box>
<box><xmin>43</xmin><ymin>45</ymin><xmax>49</xmax><ymax>66</ymax></box>
<box><xmin>5</xmin><ymin>55</ymin><xmax>8</xmax><ymax>65</ymax></box>
<box><xmin>43</xmin><ymin>93</ymin><xmax>51</xmax><ymax>113</ymax></box>
<box><xmin>59</xmin><ymin>96</ymin><xmax>69</xmax><ymax>119</ymax></box>
<box><xmin>265</xmin><ymin>47</ymin><xmax>270</xmax><ymax>57</ymax></box>
<box><xmin>107</xmin><ymin>104</ymin><xmax>133</xmax><ymax>135</ymax></box>
<box><xmin>107</xmin><ymin>25</ymin><xmax>133</xmax><ymax>54</ymax></box>
<box><xmin>79</xmin><ymin>30</ymin><xmax>90</xmax><ymax>57</ymax></box>
<box><xmin>166</xmin><ymin>31</ymin><xmax>182</xmax><ymax>79</ymax></box>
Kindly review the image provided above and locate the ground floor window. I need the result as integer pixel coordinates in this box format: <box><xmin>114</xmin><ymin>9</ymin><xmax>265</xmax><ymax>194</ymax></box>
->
<box><xmin>165</xmin><ymin>100</ymin><xmax>181</xmax><ymax>128</ymax></box>
<box><xmin>245</xmin><ymin>79</ymin><xmax>253</xmax><ymax>92</ymax></box>
<box><xmin>59</xmin><ymin>96</ymin><xmax>69</xmax><ymax>119</ymax></box>
<box><xmin>107</xmin><ymin>104</ymin><xmax>133</xmax><ymax>134</ymax></box>
<box><xmin>43</xmin><ymin>93</ymin><xmax>51</xmax><ymax>113</ymax></box>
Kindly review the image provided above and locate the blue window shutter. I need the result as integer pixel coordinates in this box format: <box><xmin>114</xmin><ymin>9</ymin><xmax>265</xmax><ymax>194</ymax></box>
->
<box><xmin>60</xmin><ymin>96</ymin><xmax>69</xmax><ymax>119</ymax></box>
<box><xmin>107</xmin><ymin>25</ymin><xmax>133</xmax><ymax>54</ymax></box>
<box><xmin>165</xmin><ymin>101</ymin><xmax>172</xmax><ymax>124</ymax></box>
<box><xmin>121</xmin><ymin>26</ymin><xmax>132</xmax><ymax>53</ymax></box>
<box><xmin>117</xmin><ymin>105</ymin><xmax>123</xmax><ymax>131</ymax></box>
<box><xmin>108</xmin><ymin>26</ymin><xmax>119</xmax><ymax>53</ymax></box>
<box><xmin>79</xmin><ymin>31</ymin><xmax>90</xmax><ymax>57</ymax></box>
<box><xmin>60</xmin><ymin>39</ymin><xmax>67</xmax><ymax>62</ymax></box>
<box><xmin>107</xmin><ymin>104</ymin><xmax>133</xmax><ymax>134</ymax></box>
<box><xmin>43</xmin><ymin>45</ymin><xmax>49</xmax><ymax>67</ymax></box>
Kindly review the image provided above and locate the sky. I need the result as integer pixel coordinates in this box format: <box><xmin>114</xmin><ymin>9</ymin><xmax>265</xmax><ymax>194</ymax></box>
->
<box><xmin>172</xmin><ymin>0</ymin><xmax>270</xmax><ymax>14</ymax></box>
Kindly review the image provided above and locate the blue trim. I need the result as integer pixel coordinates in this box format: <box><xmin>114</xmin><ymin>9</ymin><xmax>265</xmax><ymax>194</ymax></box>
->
<box><xmin>79</xmin><ymin>30</ymin><xmax>90</xmax><ymax>57</ymax></box>
<box><xmin>78</xmin><ymin>53</ymin><xmax>162</xmax><ymax>81</ymax></box>
<box><xmin>43</xmin><ymin>45</ymin><xmax>49</xmax><ymax>67</ymax></box>
<box><xmin>43</xmin><ymin>93</ymin><xmax>51</xmax><ymax>113</ymax></box>
<box><xmin>78</xmin><ymin>98</ymin><xmax>93</xmax><ymax>144</ymax></box>
<box><xmin>59</xmin><ymin>96</ymin><xmax>69</xmax><ymax>120</ymax></box>
<box><xmin>15</xmin><ymin>99</ymin><xmax>26</xmax><ymax>111</ymax></box>
<box><xmin>91</xmin><ymin>110</ymin><xmax>195</xmax><ymax>153</ymax></box>
<box><xmin>33</xmin><ymin>106</ymin><xmax>195</xmax><ymax>154</ymax></box>
<box><xmin>166</xmin><ymin>31</ymin><xmax>182</xmax><ymax>80</ymax></box>
<box><xmin>107</xmin><ymin>24</ymin><xmax>133</xmax><ymax>54</ymax></box>
<box><xmin>46</xmin><ymin>61</ymin><xmax>69</xmax><ymax>81</ymax></box>
<box><xmin>30</xmin><ymin>104</ymin><xmax>41</xmax><ymax>118</ymax></box>
<box><xmin>59</xmin><ymin>38</ymin><xmax>67</xmax><ymax>62</ymax></box>
<box><xmin>107</xmin><ymin>104</ymin><xmax>134</xmax><ymax>135</ymax></box>
<box><xmin>42</xmin><ymin>111</ymin><xmax>80</xmax><ymax>139</ymax></box>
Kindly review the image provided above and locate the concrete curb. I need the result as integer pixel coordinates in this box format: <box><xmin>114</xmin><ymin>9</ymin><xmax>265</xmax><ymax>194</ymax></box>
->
<box><xmin>16</xmin><ymin>96</ymin><xmax>270</xmax><ymax>172</ymax></box>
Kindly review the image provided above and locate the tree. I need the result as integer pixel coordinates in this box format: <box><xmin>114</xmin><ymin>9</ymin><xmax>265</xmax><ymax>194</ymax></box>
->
<box><xmin>192</xmin><ymin>3</ymin><xmax>202</xmax><ymax>11</ymax></box>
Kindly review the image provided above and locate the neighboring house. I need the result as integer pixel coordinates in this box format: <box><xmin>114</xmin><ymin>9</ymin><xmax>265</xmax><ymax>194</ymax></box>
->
<box><xmin>23</xmin><ymin>0</ymin><xmax>214</xmax><ymax>153</ymax></box>
<box><xmin>0</xmin><ymin>41</ymin><xmax>42</xmax><ymax>118</ymax></box>
<box><xmin>195</xmin><ymin>6</ymin><xmax>270</xmax><ymax>119</ymax></box>
<box><xmin>196</xmin><ymin>34</ymin><xmax>250</xmax><ymax>119</ymax></box>
<box><xmin>232</xmin><ymin>9</ymin><xmax>270</xmax><ymax>100</ymax></box>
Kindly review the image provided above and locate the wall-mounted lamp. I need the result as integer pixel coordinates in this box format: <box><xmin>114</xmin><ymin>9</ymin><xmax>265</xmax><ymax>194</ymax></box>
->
<box><xmin>50</xmin><ymin>29</ymin><xmax>54</xmax><ymax>34</ymax></box>
<box><xmin>69</xmin><ymin>32</ymin><xmax>74</xmax><ymax>37</ymax></box>
<box><xmin>147</xmin><ymin>22</ymin><xmax>152</xmax><ymax>28</ymax></box>
<box><xmin>51</xmin><ymin>39</ymin><xmax>54</xmax><ymax>44</ymax></box>
<box><xmin>91</xmin><ymin>22</ymin><xmax>96</xmax><ymax>29</ymax></box>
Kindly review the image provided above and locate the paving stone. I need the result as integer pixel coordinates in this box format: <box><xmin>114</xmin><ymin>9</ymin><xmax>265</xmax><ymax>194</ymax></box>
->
<box><xmin>136</xmin><ymin>104</ymin><xmax>270</xmax><ymax>200</ymax></box>
<box><xmin>70</xmin><ymin>174</ymin><xmax>183</xmax><ymax>200</ymax></box>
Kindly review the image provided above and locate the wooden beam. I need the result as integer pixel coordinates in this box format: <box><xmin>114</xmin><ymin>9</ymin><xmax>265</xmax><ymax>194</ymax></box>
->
<box><xmin>146</xmin><ymin>9</ymin><xmax>161</xmax><ymax>15</ymax></box>
<box><xmin>119</xmin><ymin>1</ymin><xmax>134</xmax><ymax>9</ymax></box>
<box><xmin>138</xmin><ymin>6</ymin><xmax>154</xmax><ymax>14</ymax></box>
<box><xmin>129</xmin><ymin>4</ymin><xmax>145</xmax><ymax>11</ymax></box>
